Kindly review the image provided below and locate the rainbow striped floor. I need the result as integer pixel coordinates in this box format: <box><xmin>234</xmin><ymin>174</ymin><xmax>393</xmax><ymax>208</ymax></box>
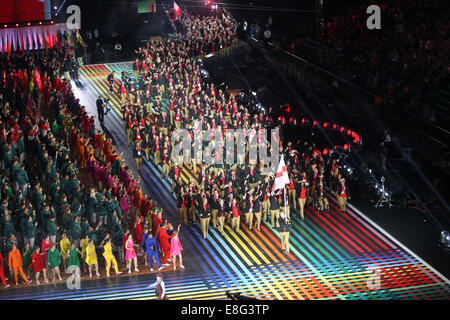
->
<box><xmin>2</xmin><ymin>62</ymin><xmax>448</xmax><ymax>300</ymax></box>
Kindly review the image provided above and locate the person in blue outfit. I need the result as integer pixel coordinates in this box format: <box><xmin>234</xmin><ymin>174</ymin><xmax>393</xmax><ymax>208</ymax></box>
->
<box><xmin>142</xmin><ymin>228</ymin><xmax>163</xmax><ymax>272</ymax></box>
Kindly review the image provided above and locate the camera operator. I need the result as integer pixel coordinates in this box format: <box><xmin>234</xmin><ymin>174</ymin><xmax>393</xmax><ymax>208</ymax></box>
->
<box><xmin>96</xmin><ymin>96</ymin><xmax>106</xmax><ymax>124</ymax></box>
<box><xmin>107</xmin><ymin>71</ymin><xmax>116</xmax><ymax>93</ymax></box>
<box><xmin>70</xmin><ymin>58</ymin><xmax>80</xmax><ymax>80</ymax></box>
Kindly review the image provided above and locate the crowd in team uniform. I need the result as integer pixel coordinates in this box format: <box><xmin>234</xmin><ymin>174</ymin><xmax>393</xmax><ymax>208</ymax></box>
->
<box><xmin>0</xmin><ymin>9</ymin><xmax>352</xmax><ymax>291</ymax></box>
<box><xmin>0</xmin><ymin>37</ymin><xmax>185</xmax><ymax>288</ymax></box>
<box><xmin>117</xmin><ymin>10</ymin><xmax>351</xmax><ymax>255</ymax></box>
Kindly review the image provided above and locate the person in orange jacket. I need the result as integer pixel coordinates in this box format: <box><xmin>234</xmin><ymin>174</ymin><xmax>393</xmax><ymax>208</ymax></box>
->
<box><xmin>0</xmin><ymin>252</ymin><xmax>10</xmax><ymax>288</ymax></box>
<box><xmin>8</xmin><ymin>245</ymin><xmax>32</xmax><ymax>285</ymax></box>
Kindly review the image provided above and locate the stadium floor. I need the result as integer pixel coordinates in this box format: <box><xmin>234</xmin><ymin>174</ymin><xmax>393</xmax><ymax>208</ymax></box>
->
<box><xmin>1</xmin><ymin>62</ymin><xmax>449</xmax><ymax>300</ymax></box>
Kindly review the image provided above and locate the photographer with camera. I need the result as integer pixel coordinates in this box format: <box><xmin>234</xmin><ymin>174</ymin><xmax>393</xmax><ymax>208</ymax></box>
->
<box><xmin>107</xmin><ymin>71</ymin><xmax>116</xmax><ymax>93</ymax></box>
<box><xmin>96</xmin><ymin>96</ymin><xmax>105</xmax><ymax>124</ymax></box>
<box><xmin>96</xmin><ymin>96</ymin><xmax>111</xmax><ymax>124</ymax></box>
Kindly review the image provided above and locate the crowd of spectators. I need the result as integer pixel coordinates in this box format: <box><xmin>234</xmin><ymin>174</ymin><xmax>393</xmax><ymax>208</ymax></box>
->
<box><xmin>270</xmin><ymin>0</ymin><xmax>449</xmax><ymax>125</ymax></box>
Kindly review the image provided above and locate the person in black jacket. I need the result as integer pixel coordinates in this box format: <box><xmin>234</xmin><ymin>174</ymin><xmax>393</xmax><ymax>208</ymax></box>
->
<box><xmin>198</xmin><ymin>197</ymin><xmax>211</xmax><ymax>239</ymax></box>
<box><xmin>158</xmin><ymin>111</ymin><xmax>170</xmax><ymax>136</ymax></box>
<box><xmin>217</xmin><ymin>198</ymin><xmax>227</xmax><ymax>235</ymax></box>
<box><xmin>141</xmin><ymin>131</ymin><xmax>151</xmax><ymax>161</ymax></box>
<box><xmin>177</xmin><ymin>189</ymin><xmax>188</xmax><ymax>225</ymax></box>
<box><xmin>209</xmin><ymin>189</ymin><xmax>220</xmax><ymax>229</ymax></box>
<box><xmin>317</xmin><ymin>178</ymin><xmax>329</xmax><ymax>213</ymax></box>
<box><xmin>252</xmin><ymin>189</ymin><xmax>263</xmax><ymax>231</ymax></box>
<box><xmin>243</xmin><ymin>193</ymin><xmax>255</xmax><ymax>230</ymax></box>
<box><xmin>278</xmin><ymin>211</ymin><xmax>290</xmax><ymax>254</ymax></box>
<box><xmin>269</xmin><ymin>190</ymin><xmax>280</xmax><ymax>228</ymax></box>
<box><xmin>133</xmin><ymin>140</ymin><xmax>143</xmax><ymax>170</ymax></box>
<box><xmin>186</xmin><ymin>191</ymin><xmax>196</xmax><ymax>223</ymax></box>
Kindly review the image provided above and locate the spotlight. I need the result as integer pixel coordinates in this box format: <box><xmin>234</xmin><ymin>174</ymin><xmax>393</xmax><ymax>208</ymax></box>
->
<box><xmin>375</xmin><ymin>176</ymin><xmax>393</xmax><ymax>208</ymax></box>
<box><xmin>27</xmin><ymin>22</ymin><xmax>30</xmax><ymax>26</ymax></box>
<box><xmin>440</xmin><ymin>231</ymin><xmax>450</xmax><ymax>248</ymax></box>
<box><xmin>323</xmin><ymin>122</ymin><xmax>328</xmax><ymax>128</ymax></box>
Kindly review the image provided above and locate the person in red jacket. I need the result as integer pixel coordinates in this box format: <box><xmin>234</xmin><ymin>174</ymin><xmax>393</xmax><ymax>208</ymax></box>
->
<box><xmin>134</xmin><ymin>216</ymin><xmax>143</xmax><ymax>256</ymax></box>
<box><xmin>29</xmin><ymin>247</ymin><xmax>48</xmax><ymax>285</ymax></box>
<box><xmin>157</xmin><ymin>221</ymin><xmax>174</xmax><ymax>267</ymax></box>
<box><xmin>0</xmin><ymin>252</ymin><xmax>10</xmax><ymax>288</ymax></box>
<box><xmin>152</xmin><ymin>209</ymin><xmax>163</xmax><ymax>236</ymax></box>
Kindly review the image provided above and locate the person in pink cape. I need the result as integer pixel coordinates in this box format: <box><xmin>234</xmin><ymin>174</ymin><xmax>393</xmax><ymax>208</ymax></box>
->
<box><xmin>119</xmin><ymin>190</ymin><xmax>129</xmax><ymax>216</ymax></box>
<box><xmin>170</xmin><ymin>224</ymin><xmax>184</xmax><ymax>270</ymax></box>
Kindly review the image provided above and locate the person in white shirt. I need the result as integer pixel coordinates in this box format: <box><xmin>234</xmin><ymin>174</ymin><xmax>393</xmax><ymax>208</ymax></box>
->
<box><xmin>146</xmin><ymin>273</ymin><xmax>168</xmax><ymax>300</ymax></box>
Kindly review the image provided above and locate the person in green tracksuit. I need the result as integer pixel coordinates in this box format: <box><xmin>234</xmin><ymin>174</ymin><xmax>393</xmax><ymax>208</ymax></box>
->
<box><xmin>72</xmin><ymin>185</ymin><xmax>83</xmax><ymax>205</ymax></box>
<box><xmin>3</xmin><ymin>212</ymin><xmax>15</xmax><ymax>239</ymax></box>
<box><xmin>111</xmin><ymin>157</ymin><xmax>121</xmax><ymax>176</ymax></box>
<box><xmin>80</xmin><ymin>218</ymin><xmax>90</xmax><ymax>238</ymax></box>
<box><xmin>87</xmin><ymin>191</ymin><xmax>98</xmax><ymax>224</ymax></box>
<box><xmin>67</xmin><ymin>243</ymin><xmax>82</xmax><ymax>279</ymax></box>
<box><xmin>16</xmin><ymin>135</ymin><xmax>25</xmax><ymax>165</ymax></box>
<box><xmin>22</xmin><ymin>242</ymin><xmax>34</xmax><ymax>279</ymax></box>
<box><xmin>67</xmin><ymin>174</ymin><xmax>79</xmax><ymax>202</ymax></box>
<box><xmin>70</xmin><ymin>216</ymin><xmax>82</xmax><ymax>248</ymax></box>
<box><xmin>3</xmin><ymin>145</ymin><xmax>15</xmax><ymax>170</ymax></box>
<box><xmin>16</xmin><ymin>165</ymin><xmax>29</xmax><ymax>196</ymax></box>
<box><xmin>67</xmin><ymin>242</ymin><xmax>81</xmax><ymax>269</ymax></box>
<box><xmin>11</xmin><ymin>160</ymin><xmax>20</xmax><ymax>190</ymax></box>
<box><xmin>46</xmin><ymin>216</ymin><xmax>58</xmax><ymax>243</ymax></box>
<box><xmin>47</xmin><ymin>244</ymin><xmax>62</xmax><ymax>282</ymax></box>
<box><xmin>24</xmin><ymin>214</ymin><xmax>37</xmax><ymax>248</ymax></box>
<box><xmin>50</xmin><ymin>119</ymin><xmax>59</xmax><ymax>138</ymax></box>
<box><xmin>88</xmin><ymin>222</ymin><xmax>102</xmax><ymax>246</ymax></box>
<box><xmin>39</xmin><ymin>204</ymin><xmax>51</xmax><ymax>227</ymax></box>
<box><xmin>113</xmin><ymin>225</ymin><xmax>125</xmax><ymax>262</ymax></box>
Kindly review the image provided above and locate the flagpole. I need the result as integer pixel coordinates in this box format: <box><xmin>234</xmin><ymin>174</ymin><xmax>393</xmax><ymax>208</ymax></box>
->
<box><xmin>283</xmin><ymin>185</ymin><xmax>287</xmax><ymax>222</ymax></box>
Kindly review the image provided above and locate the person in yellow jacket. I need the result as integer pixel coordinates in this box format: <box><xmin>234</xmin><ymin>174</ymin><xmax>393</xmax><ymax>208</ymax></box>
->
<box><xmin>60</xmin><ymin>233</ymin><xmax>71</xmax><ymax>272</ymax></box>
<box><xmin>8</xmin><ymin>244</ymin><xmax>32</xmax><ymax>285</ymax></box>
<box><xmin>100</xmin><ymin>234</ymin><xmax>122</xmax><ymax>277</ymax></box>
<box><xmin>85</xmin><ymin>240</ymin><xmax>100</xmax><ymax>278</ymax></box>
<box><xmin>80</xmin><ymin>234</ymin><xmax>89</xmax><ymax>273</ymax></box>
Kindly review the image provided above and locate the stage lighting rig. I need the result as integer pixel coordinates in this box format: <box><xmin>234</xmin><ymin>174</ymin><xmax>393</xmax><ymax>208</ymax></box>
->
<box><xmin>439</xmin><ymin>230</ymin><xmax>450</xmax><ymax>249</ymax></box>
<box><xmin>374</xmin><ymin>176</ymin><xmax>393</xmax><ymax>208</ymax></box>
